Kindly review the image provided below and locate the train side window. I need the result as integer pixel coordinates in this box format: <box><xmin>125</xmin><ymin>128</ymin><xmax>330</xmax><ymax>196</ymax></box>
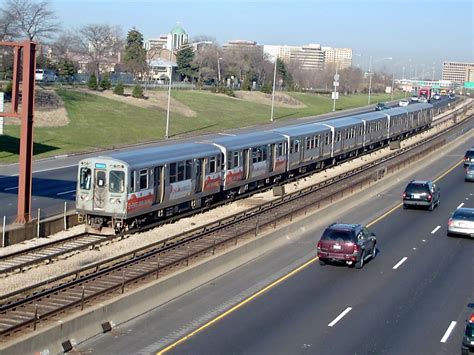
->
<box><xmin>294</xmin><ymin>139</ymin><xmax>300</xmax><ymax>153</ymax></box>
<box><xmin>139</xmin><ymin>169</ymin><xmax>148</xmax><ymax>190</ymax></box>
<box><xmin>324</xmin><ymin>133</ymin><xmax>329</xmax><ymax>145</ymax></box>
<box><xmin>185</xmin><ymin>160</ymin><xmax>192</xmax><ymax>180</ymax></box>
<box><xmin>336</xmin><ymin>131</ymin><xmax>341</xmax><ymax>142</ymax></box>
<box><xmin>169</xmin><ymin>163</ymin><xmax>177</xmax><ymax>183</ymax></box>
<box><xmin>232</xmin><ymin>151</ymin><xmax>239</xmax><ymax>167</ymax></box>
<box><xmin>177</xmin><ymin>161</ymin><xmax>185</xmax><ymax>181</ymax></box>
<box><xmin>209</xmin><ymin>157</ymin><xmax>216</xmax><ymax>173</ymax></box>
<box><xmin>262</xmin><ymin>145</ymin><xmax>267</xmax><ymax>161</ymax></box>
<box><xmin>305</xmin><ymin>137</ymin><xmax>310</xmax><ymax>150</ymax></box>
<box><xmin>252</xmin><ymin>147</ymin><xmax>258</xmax><ymax>163</ymax></box>
<box><xmin>79</xmin><ymin>168</ymin><xmax>91</xmax><ymax>190</ymax></box>
<box><xmin>130</xmin><ymin>171</ymin><xmax>135</xmax><ymax>192</ymax></box>
<box><xmin>277</xmin><ymin>142</ymin><xmax>283</xmax><ymax>156</ymax></box>
<box><xmin>109</xmin><ymin>170</ymin><xmax>125</xmax><ymax>193</ymax></box>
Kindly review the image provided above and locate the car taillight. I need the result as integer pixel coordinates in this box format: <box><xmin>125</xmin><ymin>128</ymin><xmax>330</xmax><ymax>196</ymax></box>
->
<box><xmin>402</xmin><ymin>192</ymin><xmax>406</xmax><ymax>199</ymax></box>
<box><xmin>447</xmin><ymin>218</ymin><xmax>454</xmax><ymax>227</ymax></box>
<box><xmin>427</xmin><ymin>194</ymin><xmax>432</xmax><ymax>201</ymax></box>
<box><xmin>317</xmin><ymin>241</ymin><xmax>322</xmax><ymax>250</ymax></box>
<box><xmin>353</xmin><ymin>243</ymin><xmax>360</xmax><ymax>253</ymax></box>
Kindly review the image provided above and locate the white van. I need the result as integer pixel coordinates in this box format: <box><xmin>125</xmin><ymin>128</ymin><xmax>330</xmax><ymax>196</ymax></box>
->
<box><xmin>35</xmin><ymin>69</ymin><xmax>44</xmax><ymax>81</ymax></box>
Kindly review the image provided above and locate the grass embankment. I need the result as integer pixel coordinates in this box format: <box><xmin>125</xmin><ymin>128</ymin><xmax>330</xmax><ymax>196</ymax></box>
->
<box><xmin>0</xmin><ymin>89</ymin><xmax>404</xmax><ymax>164</ymax></box>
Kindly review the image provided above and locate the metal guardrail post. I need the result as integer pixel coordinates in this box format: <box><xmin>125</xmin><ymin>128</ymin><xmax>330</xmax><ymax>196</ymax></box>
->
<box><xmin>81</xmin><ymin>286</ymin><xmax>85</xmax><ymax>310</ymax></box>
<box><xmin>64</xmin><ymin>202</ymin><xmax>67</xmax><ymax>230</ymax></box>
<box><xmin>37</xmin><ymin>208</ymin><xmax>40</xmax><ymax>238</ymax></box>
<box><xmin>2</xmin><ymin>216</ymin><xmax>5</xmax><ymax>247</ymax></box>
<box><xmin>155</xmin><ymin>260</ymin><xmax>160</xmax><ymax>279</ymax></box>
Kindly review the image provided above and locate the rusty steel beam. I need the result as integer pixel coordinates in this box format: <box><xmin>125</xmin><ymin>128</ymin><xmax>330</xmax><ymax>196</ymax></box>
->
<box><xmin>16</xmin><ymin>41</ymin><xmax>36</xmax><ymax>223</ymax></box>
<box><xmin>11</xmin><ymin>45</ymin><xmax>21</xmax><ymax>113</ymax></box>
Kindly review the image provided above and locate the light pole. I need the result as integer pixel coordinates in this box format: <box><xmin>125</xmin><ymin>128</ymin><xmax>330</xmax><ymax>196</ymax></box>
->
<box><xmin>270</xmin><ymin>56</ymin><xmax>277</xmax><ymax>122</ymax></box>
<box><xmin>165</xmin><ymin>64</ymin><xmax>172</xmax><ymax>139</ymax></box>
<box><xmin>217</xmin><ymin>57</ymin><xmax>222</xmax><ymax>85</ymax></box>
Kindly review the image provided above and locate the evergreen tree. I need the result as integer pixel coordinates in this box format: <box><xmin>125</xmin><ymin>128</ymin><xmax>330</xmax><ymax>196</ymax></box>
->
<box><xmin>100</xmin><ymin>73</ymin><xmax>112</xmax><ymax>90</ymax></box>
<box><xmin>124</xmin><ymin>28</ymin><xmax>147</xmax><ymax>78</ymax></box>
<box><xmin>57</xmin><ymin>59</ymin><xmax>76</xmax><ymax>79</ymax></box>
<box><xmin>261</xmin><ymin>82</ymin><xmax>272</xmax><ymax>94</ymax></box>
<box><xmin>113</xmin><ymin>82</ymin><xmax>124</xmax><ymax>95</ymax></box>
<box><xmin>241</xmin><ymin>78</ymin><xmax>251</xmax><ymax>91</ymax></box>
<box><xmin>176</xmin><ymin>45</ymin><xmax>198</xmax><ymax>82</ymax></box>
<box><xmin>87</xmin><ymin>74</ymin><xmax>98</xmax><ymax>90</ymax></box>
<box><xmin>132</xmin><ymin>84</ymin><xmax>144</xmax><ymax>98</ymax></box>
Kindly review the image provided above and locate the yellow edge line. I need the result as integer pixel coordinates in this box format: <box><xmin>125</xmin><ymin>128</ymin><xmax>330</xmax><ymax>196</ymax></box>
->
<box><xmin>158</xmin><ymin>158</ymin><xmax>464</xmax><ymax>354</ymax></box>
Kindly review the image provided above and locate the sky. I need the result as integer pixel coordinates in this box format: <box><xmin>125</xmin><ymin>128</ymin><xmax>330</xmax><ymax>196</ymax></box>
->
<box><xmin>48</xmin><ymin>0</ymin><xmax>474</xmax><ymax>77</ymax></box>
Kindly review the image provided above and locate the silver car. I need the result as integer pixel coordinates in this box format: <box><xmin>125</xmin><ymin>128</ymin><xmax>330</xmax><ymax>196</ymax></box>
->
<box><xmin>465</xmin><ymin>163</ymin><xmax>474</xmax><ymax>182</ymax></box>
<box><xmin>447</xmin><ymin>208</ymin><xmax>474</xmax><ymax>238</ymax></box>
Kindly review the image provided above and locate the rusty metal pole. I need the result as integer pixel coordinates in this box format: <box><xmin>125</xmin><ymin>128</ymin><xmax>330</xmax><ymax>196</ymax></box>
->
<box><xmin>11</xmin><ymin>45</ymin><xmax>21</xmax><ymax>113</ymax></box>
<box><xmin>16</xmin><ymin>41</ymin><xmax>36</xmax><ymax>223</ymax></box>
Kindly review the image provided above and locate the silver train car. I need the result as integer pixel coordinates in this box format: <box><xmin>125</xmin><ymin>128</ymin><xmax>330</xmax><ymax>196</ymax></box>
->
<box><xmin>76</xmin><ymin>102</ymin><xmax>434</xmax><ymax>232</ymax></box>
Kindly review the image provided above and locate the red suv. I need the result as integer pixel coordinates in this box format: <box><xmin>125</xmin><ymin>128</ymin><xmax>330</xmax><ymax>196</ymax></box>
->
<box><xmin>317</xmin><ymin>223</ymin><xmax>377</xmax><ymax>269</ymax></box>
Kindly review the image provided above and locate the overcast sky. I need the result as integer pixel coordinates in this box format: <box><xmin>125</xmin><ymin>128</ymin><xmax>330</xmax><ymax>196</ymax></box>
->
<box><xmin>50</xmin><ymin>0</ymin><xmax>473</xmax><ymax>77</ymax></box>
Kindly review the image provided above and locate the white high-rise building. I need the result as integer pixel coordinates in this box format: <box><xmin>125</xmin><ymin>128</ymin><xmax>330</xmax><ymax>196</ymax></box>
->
<box><xmin>321</xmin><ymin>47</ymin><xmax>353</xmax><ymax>69</ymax></box>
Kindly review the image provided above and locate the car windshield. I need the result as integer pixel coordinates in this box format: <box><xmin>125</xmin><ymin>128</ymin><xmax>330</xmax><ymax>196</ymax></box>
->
<box><xmin>405</xmin><ymin>183</ymin><xmax>429</xmax><ymax>194</ymax></box>
<box><xmin>321</xmin><ymin>228</ymin><xmax>355</xmax><ymax>242</ymax></box>
<box><xmin>452</xmin><ymin>210</ymin><xmax>474</xmax><ymax>221</ymax></box>
<box><xmin>466</xmin><ymin>324</ymin><xmax>474</xmax><ymax>337</ymax></box>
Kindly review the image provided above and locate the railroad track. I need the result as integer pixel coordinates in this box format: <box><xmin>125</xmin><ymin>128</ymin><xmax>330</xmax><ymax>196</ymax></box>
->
<box><xmin>0</xmin><ymin>107</ymin><xmax>471</xmax><ymax>341</ymax></box>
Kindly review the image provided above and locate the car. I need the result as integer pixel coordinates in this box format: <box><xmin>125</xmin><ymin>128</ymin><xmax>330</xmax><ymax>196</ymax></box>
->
<box><xmin>316</xmin><ymin>223</ymin><xmax>376</xmax><ymax>269</ymax></box>
<box><xmin>464</xmin><ymin>148</ymin><xmax>474</xmax><ymax>167</ymax></box>
<box><xmin>410</xmin><ymin>95</ymin><xmax>419</xmax><ymax>102</ymax></box>
<box><xmin>465</xmin><ymin>163</ymin><xmax>474</xmax><ymax>182</ymax></box>
<box><xmin>399</xmin><ymin>99</ymin><xmax>409</xmax><ymax>107</ymax></box>
<box><xmin>375</xmin><ymin>102</ymin><xmax>389</xmax><ymax>111</ymax></box>
<box><xmin>433</xmin><ymin>94</ymin><xmax>441</xmax><ymax>100</ymax></box>
<box><xmin>419</xmin><ymin>96</ymin><xmax>428</xmax><ymax>103</ymax></box>
<box><xmin>462</xmin><ymin>314</ymin><xmax>474</xmax><ymax>355</ymax></box>
<box><xmin>402</xmin><ymin>180</ymin><xmax>440</xmax><ymax>211</ymax></box>
<box><xmin>448</xmin><ymin>93</ymin><xmax>455</xmax><ymax>100</ymax></box>
<box><xmin>447</xmin><ymin>208</ymin><xmax>474</xmax><ymax>238</ymax></box>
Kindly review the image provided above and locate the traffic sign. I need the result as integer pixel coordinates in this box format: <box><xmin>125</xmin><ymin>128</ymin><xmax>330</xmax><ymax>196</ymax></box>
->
<box><xmin>333</xmin><ymin>81</ymin><xmax>339</xmax><ymax>87</ymax></box>
<box><xmin>331</xmin><ymin>92</ymin><xmax>339</xmax><ymax>99</ymax></box>
<box><xmin>334</xmin><ymin>74</ymin><xmax>340</xmax><ymax>81</ymax></box>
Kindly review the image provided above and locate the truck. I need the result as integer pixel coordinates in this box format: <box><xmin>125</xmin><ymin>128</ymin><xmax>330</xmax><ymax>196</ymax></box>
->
<box><xmin>418</xmin><ymin>87</ymin><xmax>431</xmax><ymax>99</ymax></box>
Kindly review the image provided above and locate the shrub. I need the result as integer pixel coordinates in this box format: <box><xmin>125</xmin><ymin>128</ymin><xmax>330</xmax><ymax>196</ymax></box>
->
<box><xmin>4</xmin><ymin>81</ymin><xmax>12</xmax><ymax>95</ymax></box>
<box><xmin>260</xmin><ymin>82</ymin><xmax>273</xmax><ymax>94</ymax></box>
<box><xmin>87</xmin><ymin>74</ymin><xmax>98</xmax><ymax>90</ymax></box>
<box><xmin>211</xmin><ymin>85</ymin><xmax>235</xmax><ymax>97</ymax></box>
<box><xmin>113</xmin><ymin>81</ymin><xmax>124</xmax><ymax>95</ymax></box>
<box><xmin>132</xmin><ymin>84</ymin><xmax>144</xmax><ymax>98</ymax></box>
<box><xmin>241</xmin><ymin>78</ymin><xmax>251</xmax><ymax>91</ymax></box>
<box><xmin>100</xmin><ymin>73</ymin><xmax>111</xmax><ymax>90</ymax></box>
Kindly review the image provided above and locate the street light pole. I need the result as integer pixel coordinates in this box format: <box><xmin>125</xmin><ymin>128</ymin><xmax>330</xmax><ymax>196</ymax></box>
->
<box><xmin>270</xmin><ymin>57</ymin><xmax>277</xmax><ymax>122</ymax></box>
<box><xmin>165</xmin><ymin>64</ymin><xmax>172</xmax><ymax>139</ymax></box>
<box><xmin>368</xmin><ymin>56</ymin><xmax>373</xmax><ymax>105</ymax></box>
<box><xmin>391</xmin><ymin>70</ymin><xmax>395</xmax><ymax>101</ymax></box>
<box><xmin>217</xmin><ymin>57</ymin><xmax>222</xmax><ymax>85</ymax></box>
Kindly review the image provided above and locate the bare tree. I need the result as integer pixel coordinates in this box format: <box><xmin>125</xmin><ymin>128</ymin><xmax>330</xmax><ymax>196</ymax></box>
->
<box><xmin>192</xmin><ymin>44</ymin><xmax>220</xmax><ymax>84</ymax></box>
<box><xmin>51</xmin><ymin>31</ymin><xmax>75</xmax><ymax>60</ymax></box>
<box><xmin>73</xmin><ymin>24</ymin><xmax>123</xmax><ymax>81</ymax></box>
<box><xmin>4</xmin><ymin>0</ymin><xmax>60</xmax><ymax>41</ymax></box>
<box><xmin>0</xmin><ymin>9</ymin><xmax>17</xmax><ymax>41</ymax></box>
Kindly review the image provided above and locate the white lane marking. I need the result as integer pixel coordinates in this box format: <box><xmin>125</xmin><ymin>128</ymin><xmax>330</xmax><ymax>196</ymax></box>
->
<box><xmin>431</xmin><ymin>226</ymin><xmax>441</xmax><ymax>234</ymax></box>
<box><xmin>422</xmin><ymin>239</ymin><xmax>426</xmax><ymax>242</ymax></box>
<box><xmin>457</xmin><ymin>203</ymin><xmax>464</xmax><ymax>209</ymax></box>
<box><xmin>328</xmin><ymin>307</ymin><xmax>352</xmax><ymax>327</ymax></box>
<box><xmin>440</xmin><ymin>321</ymin><xmax>456</xmax><ymax>343</ymax></box>
<box><xmin>57</xmin><ymin>189</ymin><xmax>76</xmax><ymax>196</ymax></box>
<box><xmin>4</xmin><ymin>186</ymin><xmax>18</xmax><ymax>191</ymax></box>
<box><xmin>0</xmin><ymin>164</ymin><xmax>77</xmax><ymax>179</ymax></box>
<box><xmin>392</xmin><ymin>257</ymin><xmax>408</xmax><ymax>270</ymax></box>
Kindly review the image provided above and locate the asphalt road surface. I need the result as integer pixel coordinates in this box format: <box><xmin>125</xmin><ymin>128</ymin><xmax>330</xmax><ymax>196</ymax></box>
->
<box><xmin>76</xmin><ymin>119</ymin><xmax>473</xmax><ymax>355</ymax></box>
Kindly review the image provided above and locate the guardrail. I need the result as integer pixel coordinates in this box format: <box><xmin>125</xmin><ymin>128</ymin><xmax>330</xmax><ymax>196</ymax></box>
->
<box><xmin>0</xmin><ymin>99</ymin><xmax>471</xmax><ymax>247</ymax></box>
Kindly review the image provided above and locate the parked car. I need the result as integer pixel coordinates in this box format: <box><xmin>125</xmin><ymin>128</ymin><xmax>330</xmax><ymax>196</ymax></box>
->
<box><xmin>375</xmin><ymin>102</ymin><xmax>389</xmax><ymax>111</ymax></box>
<box><xmin>465</xmin><ymin>163</ymin><xmax>474</xmax><ymax>182</ymax></box>
<box><xmin>447</xmin><ymin>208</ymin><xmax>474</xmax><ymax>238</ymax></box>
<box><xmin>410</xmin><ymin>95</ymin><xmax>419</xmax><ymax>102</ymax></box>
<box><xmin>464</xmin><ymin>148</ymin><xmax>474</xmax><ymax>167</ymax></box>
<box><xmin>399</xmin><ymin>99</ymin><xmax>409</xmax><ymax>107</ymax></box>
<box><xmin>462</xmin><ymin>314</ymin><xmax>474</xmax><ymax>355</ymax></box>
<box><xmin>402</xmin><ymin>180</ymin><xmax>440</xmax><ymax>211</ymax></box>
<box><xmin>317</xmin><ymin>223</ymin><xmax>376</xmax><ymax>269</ymax></box>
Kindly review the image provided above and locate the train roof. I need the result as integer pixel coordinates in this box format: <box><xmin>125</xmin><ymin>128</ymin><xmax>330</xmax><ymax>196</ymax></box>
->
<box><xmin>205</xmin><ymin>131</ymin><xmax>285</xmax><ymax>150</ymax></box>
<box><xmin>271</xmin><ymin>122</ymin><xmax>331</xmax><ymax>137</ymax></box>
<box><xmin>404</xmin><ymin>102</ymin><xmax>433</xmax><ymax>112</ymax></box>
<box><xmin>349</xmin><ymin>111</ymin><xmax>388</xmax><ymax>122</ymax></box>
<box><xmin>98</xmin><ymin>142</ymin><xmax>221</xmax><ymax>168</ymax></box>
<box><xmin>383</xmin><ymin>107</ymin><xmax>408</xmax><ymax>116</ymax></box>
<box><xmin>320</xmin><ymin>116</ymin><xmax>364</xmax><ymax>128</ymax></box>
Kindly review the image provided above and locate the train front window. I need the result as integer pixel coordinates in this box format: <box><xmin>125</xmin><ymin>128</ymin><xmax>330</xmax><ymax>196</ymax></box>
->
<box><xmin>109</xmin><ymin>171</ymin><xmax>125</xmax><ymax>193</ymax></box>
<box><xmin>79</xmin><ymin>168</ymin><xmax>91</xmax><ymax>190</ymax></box>
<box><xmin>96</xmin><ymin>171</ymin><xmax>106</xmax><ymax>187</ymax></box>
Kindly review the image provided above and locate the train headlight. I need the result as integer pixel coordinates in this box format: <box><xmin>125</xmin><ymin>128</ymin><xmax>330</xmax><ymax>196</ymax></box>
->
<box><xmin>109</xmin><ymin>198</ymin><xmax>116</xmax><ymax>204</ymax></box>
<box><xmin>80</xmin><ymin>194</ymin><xmax>90</xmax><ymax>201</ymax></box>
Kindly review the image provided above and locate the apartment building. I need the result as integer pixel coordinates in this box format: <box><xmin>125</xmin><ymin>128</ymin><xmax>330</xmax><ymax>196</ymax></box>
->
<box><xmin>263</xmin><ymin>43</ymin><xmax>325</xmax><ymax>70</ymax></box>
<box><xmin>322</xmin><ymin>47</ymin><xmax>353</xmax><ymax>69</ymax></box>
<box><xmin>442</xmin><ymin>61</ymin><xmax>474</xmax><ymax>84</ymax></box>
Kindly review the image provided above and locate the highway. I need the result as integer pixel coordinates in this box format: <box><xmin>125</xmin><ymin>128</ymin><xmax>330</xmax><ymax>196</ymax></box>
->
<box><xmin>0</xmin><ymin>96</ymin><xmax>454</xmax><ymax>221</ymax></box>
<box><xmin>75</xmin><ymin>124</ymin><xmax>473</xmax><ymax>354</ymax></box>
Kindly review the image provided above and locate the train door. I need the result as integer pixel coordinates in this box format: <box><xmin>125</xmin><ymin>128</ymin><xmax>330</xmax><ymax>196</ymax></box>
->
<box><xmin>153</xmin><ymin>166</ymin><xmax>163</xmax><ymax>204</ymax></box>
<box><xmin>269</xmin><ymin>144</ymin><xmax>275</xmax><ymax>173</ymax></box>
<box><xmin>93</xmin><ymin>168</ymin><xmax>107</xmax><ymax>210</ymax></box>
<box><xmin>243</xmin><ymin>149</ymin><xmax>250</xmax><ymax>179</ymax></box>
<box><xmin>195</xmin><ymin>158</ymin><xmax>204</xmax><ymax>193</ymax></box>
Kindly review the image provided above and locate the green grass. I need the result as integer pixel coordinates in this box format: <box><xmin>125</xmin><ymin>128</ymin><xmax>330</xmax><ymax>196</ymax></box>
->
<box><xmin>0</xmin><ymin>89</ymin><xmax>405</xmax><ymax>164</ymax></box>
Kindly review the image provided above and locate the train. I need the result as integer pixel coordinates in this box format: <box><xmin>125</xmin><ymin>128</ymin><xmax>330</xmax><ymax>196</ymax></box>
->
<box><xmin>76</xmin><ymin>102</ymin><xmax>434</xmax><ymax>232</ymax></box>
